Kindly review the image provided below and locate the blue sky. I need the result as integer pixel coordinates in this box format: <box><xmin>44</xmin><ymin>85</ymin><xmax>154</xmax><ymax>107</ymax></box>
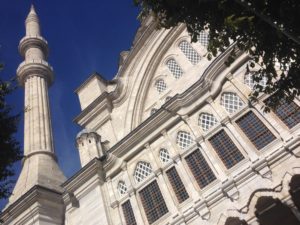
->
<box><xmin>0</xmin><ymin>0</ymin><xmax>140</xmax><ymax>209</ymax></box>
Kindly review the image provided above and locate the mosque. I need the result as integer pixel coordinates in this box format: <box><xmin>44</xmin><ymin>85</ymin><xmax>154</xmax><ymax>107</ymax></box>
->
<box><xmin>1</xmin><ymin>5</ymin><xmax>300</xmax><ymax>225</ymax></box>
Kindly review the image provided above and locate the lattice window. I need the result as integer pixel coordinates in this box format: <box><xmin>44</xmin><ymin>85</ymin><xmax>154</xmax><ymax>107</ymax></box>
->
<box><xmin>221</xmin><ymin>92</ymin><xmax>244</xmax><ymax>114</ymax></box>
<box><xmin>159</xmin><ymin>148</ymin><xmax>170</xmax><ymax>163</ymax></box>
<box><xmin>244</xmin><ymin>73</ymin><xmax>267</xmax><ymax>89</ymax></box>
<box><xmin>139</xmin><ymin>181</ymin><xmax>169</xmax><ymax>224</ymax></box>
<box><xmin>122</xmin><ymin>200</ymin><xmax>137</xmax><ymax>225</ymax></box>
<box><xmin>199</xmin><ymin>113</ymin><xmax>218</xmax><ymax>131</ymax></box>
<box><xmin>176</xmin><ymin>131</ymin><xmax>193</xmax><ymax>149</ymax></box>
<box><xmin>185</xmin><ymin>149</ymin><xmax>216</xmax><ymax>188</ymax></box>
<box><xmin>237</xmin><ymin>111</ymin><xmax>275</xmax><ymax>150</ymax></box>
<box><xmin>179</xmin><ymin>40</ymin><xmax>201</xmax><ymax>65</ymax></box>
<box><xmin>166</xmin><ymin>58</ymin><xmax>183</xmax><ymax>79</ymax></box>
<box><xmin>134</xmin><ymin>162</ymin><xmax>152</xmax><ymax>183</ymax></box>
<box><xmin>150</xmin><ymin>108</ymin><xmax>157</xmax><ymax>115</ymax></box>
<box><xmin>166</xmin><ymin>167</ymin><xmax>189</xmax><ymax>203</ymax></box>
<box><xmin>268</xmin><ymin>98</ymin><xmax>300</xmax><ymax>129</ymax></box>
<box><xmin>198</xmin><ymin>31</ymin><xmax>209</xmax><ymax>47</ymax></box>
<box><xmin>244</xmin><ymin>73</ymin><xmax>254</xmax><ymax>88</ymax></box>
<box><xmin>155</xmin><ymin>79</ymin><xmax>167</xmax><ymax>93</ymax></box>
<box><xmin>118</xmin><ymin>181</ymin><xmax>128</xmax><ymax>196</ymax></box>
<box><xmin>209</xmin><ymin>130</ymin><xmax>244</xmax><ymax>169</ymax></box>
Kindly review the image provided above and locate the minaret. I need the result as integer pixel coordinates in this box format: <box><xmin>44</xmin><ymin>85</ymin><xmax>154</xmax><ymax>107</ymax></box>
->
<box><xmin>7</xmin><ymin>4</ymin><xmax>66</xmax><ymax>208</ymax></box>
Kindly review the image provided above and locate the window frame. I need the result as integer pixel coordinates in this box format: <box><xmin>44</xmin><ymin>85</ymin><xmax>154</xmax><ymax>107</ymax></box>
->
<box><xmin>207</xmin><ymin>128</ymin><xmax>247</xmax><ymax>170</ymax></box>
<box><xmin>165</xmin><ymin>166</ymin><xmax>190</xmax><ymax>204</ymax></box>
<box><xmin>234</xmin><ymin>110</ymin><xmax>279</xmax><ymax>152</ymax></box>
<box><xmin>138</xmin><ymin>180</ymin><xmax>169</xmax><ymax>224</ymax></box>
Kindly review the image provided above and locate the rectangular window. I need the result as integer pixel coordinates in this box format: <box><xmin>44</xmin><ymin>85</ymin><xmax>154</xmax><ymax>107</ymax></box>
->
<box><xmin>209</xmin><ymin>130</ymin><xmax>244</xmax><ymax>169</ymax></box>
<box><xmin>166</xmin><ymin>167</ymin><xmax>189</xmax><ymax>203</ymax></box>
<box><xmin>139</xmin><ymin>181</ymin><xmax>168</xmax><ymax>224</ymax></box>
<box><xmin>270</xmin><ymin>98</ymin><xmax>300</xmax><ymax>129</ymax></box>
<box><xmin>236</xmin><ymin>111</ymin><xmax>276</xmax><ymax>150</ymax></box>
<box><xmin>185</xmin><ymin>149</ymin><xmax>216</xmax><ymax>188</ymax></box>
<box><xmin>122</xmin><ymin>200</ymin><xmax>137</xmax><ymax>225</ymax></box>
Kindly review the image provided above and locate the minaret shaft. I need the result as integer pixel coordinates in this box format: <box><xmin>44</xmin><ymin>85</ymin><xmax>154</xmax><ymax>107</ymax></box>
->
<box><xmin>24</xmin><ymin>76</ymin><xmax>54</xmax><ymax>154</ymax></box>
<box><xmin>6</xmin><ymin>4</ymin><xmax>66</xmax><ymax>207</ymax></box>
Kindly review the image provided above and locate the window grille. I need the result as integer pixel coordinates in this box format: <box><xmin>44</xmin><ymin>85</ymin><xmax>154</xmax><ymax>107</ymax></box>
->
<box><xmin>236</xmin><ymin>111</ymin><xmax>275</xmax><ymax>150</ymax></box>
<box><xmin>166</xmin><ymin>58</ymin><xmax>183</xmax><ymax>79</ymax></box>
<box><xmin>159</xmin><ymin>148</ymin><xmax>171</xmax><ymax>163</ymax></box>
<box><xmin>155</xmin><ymin>79</ymin><xmax>167</xmax><ymax>93</ymax></box>
<box><xmin>199</xmin><ymin>113</ymin><xmax>218</xmax><ymax>131</ymax></box>
<box><xmin>176</xmin><ymin>131</ymin><xmax>193</xmax><ymax>149</ymax></box>
<box><xmin>134</xmin><ymin>162</ymin><xmax>152</xmax><ymax>183</ymax></box>
<box><xmin>179</xmin><ymin>40</ymin><xmax>201</xmax><ymax>65</ymax></box>
<box><xmin>118</xmin><ymin>181</ymin><xmax>128</xmax><ymax>196</ymax></box>
<box><xmin>244</xmin><ymin>73</ymin><xmax>267</xmax><ymax>89</ymax></box>
<box><xmin>185</xmin><ymin>149</ymin><xmax>216</xmax><ymax>188</ymax></box>
<box><xmin>166</xmin><ymin>167</ymin><xmax>189</xmax><ymax>203</ymax></box>
<box><xmin>122</xmin><ymin>200</ymin><xmax>137</xmax><ymax>225</ymax></box>
<box><xmin>209</xmin><ymin>130</ymin><xmax>244</xmax><ymax>169</ymax></box>
<box><xmin>139</xmin><ymin>181</ymin><xmax>168</xmax><ymax>224</ymax></box>
<box><xmin>198</xmin><ymin>31</ymin><xmax>209</xmax><ymax>47</ymax></box>
<box><xmin>221</xmin><ymin>92</ymin><xmax>244</xmax><ymax>114</ymax></box>
<box><xmin>268</xmin><ymin>98</ymin><xmax>300</xmax><ymax>129</ymax></box>
<box><xmin>150</xmin><ymin>108</ymin><xmax>157</xmax><ymax>115</ymax></box>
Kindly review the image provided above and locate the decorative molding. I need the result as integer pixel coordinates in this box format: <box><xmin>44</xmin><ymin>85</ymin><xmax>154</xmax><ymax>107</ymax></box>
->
<box><xmin>252</xmin><ymin>158</ymin><xmax>272</xmax><ymax>179</ymax></box>
<box><xmin>194</xmin><ymin>200</ymin><xmax>211</xmax><ymax>220</ymax></box>
<box><xmin>222</xmin><ymin>179</ymin><xmax>240</xmax><ymax>201</ymax></box>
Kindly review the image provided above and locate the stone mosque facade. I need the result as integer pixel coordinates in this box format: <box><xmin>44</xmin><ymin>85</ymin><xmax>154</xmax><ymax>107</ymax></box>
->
<box><xmin>1</xmin><ymin>5</ymin><xmax>300</xmax><ymax>225</ymax></box>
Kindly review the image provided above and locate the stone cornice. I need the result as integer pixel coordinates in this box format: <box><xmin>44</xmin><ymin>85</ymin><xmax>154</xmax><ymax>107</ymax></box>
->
<box><xmin>74</xmin><ymin>92</ymin><xmax>113</xmax><ymax>126</ymax></box>
<box><xmin>62</xmin><ymin>158</ymin><xmax>105</xmax><ymax>193</ymax></box>
<box><xmin>74</xmin><ymin>72</ymin><xmax>116</xmax><ymax>94</ymax></box>
<box><xmin>0</xmin><ymin>185</ymin><xmax>63</xmax><ymax>224</ymax></box>
<box><xmin>16</xmin><ymin>60</ymin><xmax>54</xmax><ymax>86</ymax></box>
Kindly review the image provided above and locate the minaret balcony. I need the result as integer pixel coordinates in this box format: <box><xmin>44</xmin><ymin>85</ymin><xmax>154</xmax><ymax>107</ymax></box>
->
<box><xmin>17</xmin><ymin>59</ymin><xmax>54</xmax><ymax>86</ymax></box>
<box><xmin>19</xmin><ymin>35</ymin><xmax>49</xmax><ymax>58</ymax></box>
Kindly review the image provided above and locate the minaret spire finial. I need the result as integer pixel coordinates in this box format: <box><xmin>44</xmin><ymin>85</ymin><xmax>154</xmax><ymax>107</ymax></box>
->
<box><xmin>25</xmin><ymin>3</ymin><xmax>40</xmax><ymax>36</ymax></box>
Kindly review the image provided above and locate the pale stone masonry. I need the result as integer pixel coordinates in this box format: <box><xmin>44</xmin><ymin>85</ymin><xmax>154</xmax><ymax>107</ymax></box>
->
<box><xmin>1</xmin><ymin>5</ymin><xmax>66</xmax><ymax>224</ymax></box>
<box><xmin>1</xmin><ymin>4</ymin><xmax>300</xmax><ymax>225</ymax></box>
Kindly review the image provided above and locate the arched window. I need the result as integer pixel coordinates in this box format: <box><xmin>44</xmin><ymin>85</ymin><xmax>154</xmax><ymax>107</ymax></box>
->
<box><xmin>176</xmin><ymin>131</ymin><xmax>193</xmax><ymax>149</ymax></box>
<box><xmin>255</xmin><ymin>196</ymin><xmax>300</xmax><ymax>225</ymax></box>
<box><xmin>134</xmin><ymin>161</ymin><xmax>152</xmax><ymax>183</ymax></box>
<box><xmin>225</xmin><ymin>217</ymin><xmax>248</xmax><ymax>225</ymax></box>
<box><xmin>221</xmin><ymin>92</ymin><xmax>244</xmax><ymax>114</ymax></box>
<box><xmin>118</xmin><ymin>181</ymin><xmax>128</xmax><ymax>196</ymax></box>
<box><xmin>159</xmin><ymin>148</ymin><xmax>170</xmax><ymax>163</ymax></box>
<box><xmin>244</xmin><ymin>72</ymin><xmax>267</xmax><ymax>89</ymax></box>
<box><xmin>155</xmin><ymin>79</ymin><xmax>167</xmax><ymax>93</ymax></box>
<box><xmin>178</xmin><ymin>40</ymin><xmax>201</xmax><ymax>65</ymax></box>
<box><xmin>166</xmin><ymin>58</ymin><xmax>183</xmax><ymax>79</ymax></box>
<box><xmin>198</xmin><ymin>31</ymin><xmax>209</xmax><ymax>47</ymax></box>
<box><xmin>198</xmin><ymin>113</ymin><xmax>218</xmax><ymax>131</ymax></box>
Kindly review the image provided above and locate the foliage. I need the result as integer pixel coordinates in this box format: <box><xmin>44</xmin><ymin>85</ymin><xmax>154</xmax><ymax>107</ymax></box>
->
<box><xmin>0</xmin><ymin>64</ymin><xmax>21</xmax><ymax>200</ymax></box>
<box><xmin>134</xmin><ymin>0</ymin><xmax>300</xmax><ymax>110</ymax></box>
